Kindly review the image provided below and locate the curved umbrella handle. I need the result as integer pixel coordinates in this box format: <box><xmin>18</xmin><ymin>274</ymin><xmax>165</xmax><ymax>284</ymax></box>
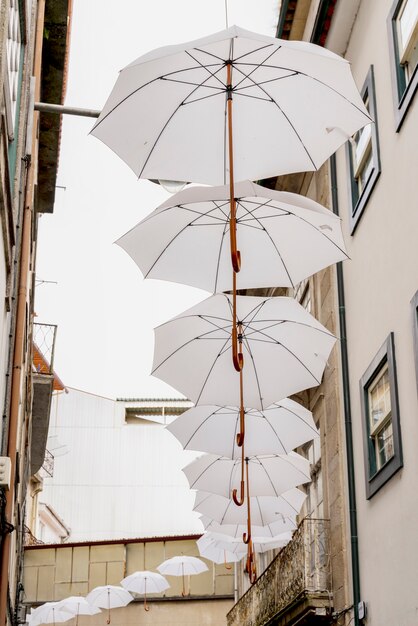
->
<box><xmin>226</xmin><ymin>60</ymin><xmax>241</xmax><ymax>276</ymax></box>
<box><xmin>224</xmin><ymin>551</ymin><xmax>232</xmax><ymax>570</ymax></box>
<box><xmin>232</xmin><ymin>481</ymin><xmax>245</xmax><ymax>506</ymax></box>
<box><xmin>243</xmin><ymin>457</ymin><xmax>251</xmax><ymax>544</ymax></box>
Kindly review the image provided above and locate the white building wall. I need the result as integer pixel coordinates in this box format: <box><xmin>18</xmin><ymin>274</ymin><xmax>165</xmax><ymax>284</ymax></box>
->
<box><xmin>42</xmin><ymin>388</ymin><xmax>202</xmax><ymax>541</ymax></box>
<box><xmin>330</xmin><ymin>1</ymin><xmax>418</xmax><ymax>624</ymax></box>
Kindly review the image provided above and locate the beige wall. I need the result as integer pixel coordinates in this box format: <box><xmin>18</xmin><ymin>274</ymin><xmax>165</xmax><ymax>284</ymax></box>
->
<box><xmin>23</xmin><ymin>538</ymin><xmax>234</xmax><ymax>625</ymax></box>
<box><xmin>331</xmin><ymin>0</ymin><xmax>418</xmax><ymax>624</ymax></box>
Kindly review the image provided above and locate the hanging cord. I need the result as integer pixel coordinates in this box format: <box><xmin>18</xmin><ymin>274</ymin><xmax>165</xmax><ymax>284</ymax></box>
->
<box><xmin>224</xmin><ymin>0</ymin><xmax>229</xmax><ymax>28</ymax></box>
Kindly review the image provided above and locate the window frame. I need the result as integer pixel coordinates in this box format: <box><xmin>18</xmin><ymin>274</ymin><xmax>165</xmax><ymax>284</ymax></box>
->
<box><xmin>346</xmin><ymin>66</ymin><xmax>381</xmax><ymax>234</ymax></box>
<box><xmin>411</xmin><ymin>289</ymin><xmax>418</xmax><ymax>394</ymax></box>
<box><xmin>360</xmin><ymin>333</ymin><xmax>403</xmax><ymax>499</ymax></box>
<box><xmin>388</xmin><ymin>0</ymin><xmax>418</xmax><ymax>130</ymax></box>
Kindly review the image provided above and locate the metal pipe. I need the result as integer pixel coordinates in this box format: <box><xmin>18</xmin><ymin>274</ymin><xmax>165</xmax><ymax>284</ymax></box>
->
<box><xmin>330</xmin><ymin>153</ymin><xmax>361</xmax><ymax>626</ymax></box>
<box><xmin>34</xmin><ymin>102</ymin><xmax>100</xmax><ymax>117</ymax></box>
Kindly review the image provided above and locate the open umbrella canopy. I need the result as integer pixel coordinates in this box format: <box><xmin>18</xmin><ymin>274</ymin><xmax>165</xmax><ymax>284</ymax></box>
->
<box><xmin>157</xmin><ymin>555</ymin><xmax>208</xmax><ymax>577</ymax></box>
<box><xmin>194</xmin><ymin>488</ymin><xmax>306</xmax><ymax>526</ymax></box>
<box><xmin>196</xmin><ymin>534</ymin><xmax>243</xmax><ymax>564</ymax></box>
<box><xmin>85</xmin><ymin>586</ymin><xmax>133</xmax><ymax>609</ymax></box>
<box><xmin>55</xmin><ymin>598</ymin><xmax>101</xmax><ymax>617</ymax></box>
<box><xmin>29</xmin><ymin>603</ymin><xmax>73</xmax><ymax>626</ymax></box>
<box><xmin>199</xmin><ymin>511</ymin><xmax>298</xmax><ymax>538</ymax></box>
<box><xmin>117</xmin><ymin>181</ymin><xmax>347</xmax><ymax>293</ymax></box>
<box><xmin>91</xmin><ymin>25</ymin><xmax>370</xmax><ymax>184</ymax></box>
<box><xmin>184</xmin><ymin>452</ymin><xmax>310</xmax><ymax>499</ymax></box>
<box><xmin>121</xmin><ymin>571</ymin><xmax>170</xmax><ymax>595</ymax></box>
<box><xmin>152</xmin><ymin>294</ymin><xmax>336</xmax><ymax>409</ymax></box>
<box><xmin>202</xmin><ymin>530</ymin><xmax>293</xmax><ymax>555</ymax></box>
<box><xmin>167</xmin><ymin>399</ymin><xmax>318</xmax><ymax>459</ymax></box>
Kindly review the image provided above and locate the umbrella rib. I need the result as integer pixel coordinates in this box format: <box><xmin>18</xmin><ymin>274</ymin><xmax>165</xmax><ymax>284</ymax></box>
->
<box><xmin>195</xmin><ymin>336</ymin><xmax>231</xmax><ymax>404</ymax></box>
<box><xmin>214</xmin><ymin>217</ymin><xmax>230</xmax><ymax>294</ymax></box>
<box><xmin>263</xmin><ymin>417</ymin><xmax>288</xmax><ymax>454</ymax></box>
<box><xmin>238</xmin><ymin>201</ymin><xmax>295</xmax><ymax>287</ymax></box>
<box><xmin>255</xmin><ymin>457</ymin><xmax>280</xmax><ymax>497</ymax></box>
<box><xmin>232</xmin><ymin>64</ymin><xmax>318</xmax><ymax>170</ymax></box>
<box><xmin>247</xmin><ymin>327</ymin><xmax>322</xmax><ymax>384</ymax></box>
<box><xmin>233</xmin><ymin>47</ymin><xmax>282</xmax><ymax>90</ymax></box>
<box><xmin>246</xmin><ymin>319</ymin><xmax>335</xmax><ymax>339</ymax></box>
<box><xmin>186</xmin><ymin>50</ymin><xmax>227</xmax><ymax>88</ymax></box>
<box><xmin>143</xmin><ymin>205</ymin><xmax>228</xmax><ymax>278</ymax></box>
<box><xmin>188</xmin><ymin>456</ymin><xmax>223</xmax><ymax>489</ymax></box>
<box><xmin>92</xmin><ymin>63</ymin><xmax>222</xmax><ymax>131</ymax></box>
<box><xmin>161</xmin><ymin>77</ymin><xmax>225</xmax><ymax>92</ymax></box>
<box><xmin>234</xmin><ymin>73</ymin><xmax>298</xmax><ymax>90</ymax></box>
<box><xmin>183</xmin><ymin>90</ymin><xmax>228</xmax><ymax>106</ymax></box>
<box><xmin>183</xmin><ymin>409</ymin><xmax>224</xmax><ymax>449</ymax></box>
<box><xmin>241</xmin><ymin>334</ymin><xmax>264</xmax><ymax>410</ymax></box>
<box><xmin>233</xmin><ymin>43</ymin><xmax>276</xmax><ymax>62</ymax></box>
<box><xmin>152</xmin><ymin>328</ymin><xmax>228</xmax><ymax>374</ymax></box>
<box><xmin>270</xmin><ymin>405</ymin><xmax>319</xmax><ymax>436</ymax></box>
<box><xmin>138</xmin><ymin>65</ymin><xmax>227</xmax><ymax>177</ymax></box>
<box><xmin>256</xmin><ymin>496</ymin><xmax>265</xmax><ymax>526</ymax></box>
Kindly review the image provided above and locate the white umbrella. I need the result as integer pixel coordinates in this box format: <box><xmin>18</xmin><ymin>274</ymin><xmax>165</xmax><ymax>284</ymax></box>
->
<box><xmin>194</xmin><ymin>488</ymin><xmax>306</xmax><ymax>526</ymax></box>
<box><xmin>201</xmin><ymin>530</ymin><xmax>292</xmax><ymax>555</ymax></box>
<box><xmin>167</xmin><ymin>399</ymin><xmax>318</xmax><ymax>459</ymax></box>
<box><xmin>157</xmin><ymin>556</ymin><xmax>208</xmax><ymax>596</ymax></box>
<box><xmin>152</xmin><ymin>293</ymin><xmax>336</xmax><ymax>411</ymax></box>
<box><xmin>91</xmin><ymin>26</ymin><xmax>370</xmax><ymax>185</ymax></box>
<box><xmin>196</xmin><ymin>534</ymin><xmax>242</xmax><ymax>568</ymax></box>
<box><xmin>117</xmin><ymin>180</ymin><xmax>347</xmax><ymax>293</ymax></box>
<box><xmin>184</xmin><ymin>452</ymin><xmax>310</xmax><ymax>501</ymax></box>
<box><xmin>55</xmin><ymin>598</ymin><xmax>101</xmax><ymax>625</ymax></box>
<box><xmin>85</xmin><ymin>586</ymin><xmax>132</xmax><ymax>624</ymax></box>
<box><xmin>121</xmin><ymin>571</ymin><xmax>169</xmax><ymax>611</ymax></box>
<box><xmin>29</xmin><ymin>604</ymin><xmax>73</xmax><ymax>626</ymax></box>
<box><xmin>199</xmin><ymin>514</ymin><xmax>298</xmax><ymax>539</ymax></box>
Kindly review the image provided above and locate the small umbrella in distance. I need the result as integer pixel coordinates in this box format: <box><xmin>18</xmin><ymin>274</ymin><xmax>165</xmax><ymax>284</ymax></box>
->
<box><xmin>55</xmin><ymin>597</ymin><xmax>101</xmax><ymax>626</ymax></box>
<box><xmin>121</xmin><ymin>571</ymin><xmax>170</xmax><ymax>611</ymax></box>
<box><xmin>28</xmin><ymin>603</ymin><xmax>73</xmax><ymax>626</ymax></box>
<box><xmin>157</xmin><ymin>555</ymin><xmax>208</xmax><ymax>597</ymax></box>
<box><xmin>85</xmin><ymin>586</ymin><xmax>132</xmax><ymax>624</ymax></box>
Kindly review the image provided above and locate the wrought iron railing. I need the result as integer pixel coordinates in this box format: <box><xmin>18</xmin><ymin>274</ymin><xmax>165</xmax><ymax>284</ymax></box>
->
<box><xmin>40</xmin><ymin>449</ymin><xmax>54</xmax><ymax>478</ymax></box>
<box><xmin>227</xmin><ymin>518</ymin><xmax>331</xmax><ymax>626</ymax></box>
<box><xmin>23</xmin><ymin>525</ymin><xmax>44</xmax><ymax>547</ymax></box>
<box><xmin>33</xmin><ymin>323</ymin><xmax>58</xmax><ymax>374</ymax></box>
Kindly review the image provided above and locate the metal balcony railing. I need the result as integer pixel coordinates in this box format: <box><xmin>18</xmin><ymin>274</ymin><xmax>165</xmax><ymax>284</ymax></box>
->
<box><xmin>33</xmin><ymin>323</ymin><xmax>57</xmax><ymax>375</ymax></box>
<box><xmin>23</xmin><ymin>525</ymin><xmax>44</xmax><ymax>547</ymax></box>
<box><xmin>40</xmin><ymin>449</ymin><xmax>54</xmax><ymax>478</ymax></box>
<box><xmin>227</xmin><ymin>518</ymin><xmax>331</xmax><ymax>626</ymax></box>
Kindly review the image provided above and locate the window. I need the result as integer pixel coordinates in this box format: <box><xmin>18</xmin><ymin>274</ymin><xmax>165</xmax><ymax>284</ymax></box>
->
<box><xmin>388</xmin><ymin>0</ymin><xmax>418</xmax><ymax>128</ymax></box>
<box><xmin>411</xmin><ymin>290</ymin><xmax>418</xmax><ymax>393</ymax></box>
<box><xmin>360</xmin><ymin>333</ymin><xmax>403</xmax><ymax>499</ymax></box>
<box><xmin>5</xmin><ymin>0</ymin><xmax>23</xmax><ymax>139</ymax></box>
<box><xmin>347</xmin><ymin>66</ymin><xmax>381</xmax><ymax>233</ymax></box>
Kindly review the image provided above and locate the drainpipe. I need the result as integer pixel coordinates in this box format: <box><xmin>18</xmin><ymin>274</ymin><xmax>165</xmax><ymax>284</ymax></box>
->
<box><xmin>0</xmin><ymin>2</ymin><xmax>45</xmax><ymax>625</ymax></box>
<box><xmin>329</xmin><ymin>154</ymin><xmax>361</xmax><ymax>626</ymax></box>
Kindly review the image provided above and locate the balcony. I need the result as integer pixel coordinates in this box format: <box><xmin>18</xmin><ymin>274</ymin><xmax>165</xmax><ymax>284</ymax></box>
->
<box><xmin>227</xmin><ymin>519</ymin><xmax>332</xmax><ymax>626</ymax></box>
<box><xmin>31</xmin><ymin>323</ymin><xmax>64</xmax><ymax>476</ymax></box>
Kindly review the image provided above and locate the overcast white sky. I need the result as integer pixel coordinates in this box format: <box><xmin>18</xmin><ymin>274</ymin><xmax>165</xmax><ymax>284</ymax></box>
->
<box><xmin>35</xmin><ymin>0</ymin><xmax>279</xmax><ymax>400</ymax></box>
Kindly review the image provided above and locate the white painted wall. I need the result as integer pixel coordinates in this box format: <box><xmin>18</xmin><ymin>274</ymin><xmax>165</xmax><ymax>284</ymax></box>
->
<box><xmin>331</xmin><ymin>1</ymin><xmax>418</xmax><ymax>624</ymax></box>
<box><xmin>42</xmin><ymin>388</ymin><xmax>202</xmax><ymax>541</ymax></box>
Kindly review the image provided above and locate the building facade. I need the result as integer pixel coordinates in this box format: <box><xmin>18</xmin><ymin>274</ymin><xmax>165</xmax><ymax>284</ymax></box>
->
<box><xmin>29</xmin><ymin>389</ymin><xmax>202</xmax><ymax>542</ymax></box>
<box><xmin>23</xmin><ymin>535</ymin><xmax>234</xmax><ymax>626</ymax></box>
<box><xmin>228</xmin><ymin>1</ymin><xmax>418</xmax><ymax>625</ymax></box>
<box><xmin>0</xmin><ymin>2</ymin><xmax>72</xmax><ymax>626</ymax></box>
